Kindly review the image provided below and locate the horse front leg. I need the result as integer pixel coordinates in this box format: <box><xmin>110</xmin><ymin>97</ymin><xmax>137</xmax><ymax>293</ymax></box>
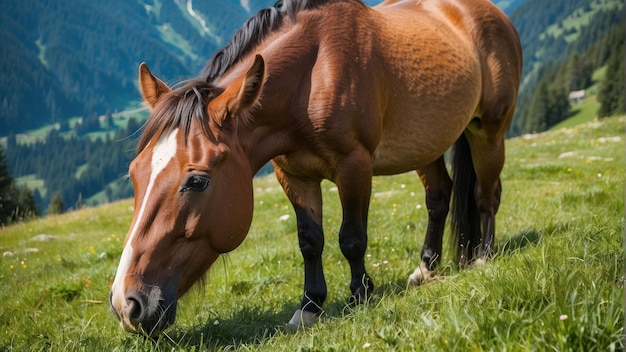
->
<box><xmin>273</xmin><ymin>163</ymin><xmax>326</xmax><ymax>328</ymax></box>
<box><xmin>334</xmin><ymin>148</ymin><xmax>374</xmax><ymax>304</ymax></box>
<box><xmin>409</xmin><ymin>156</ymin><xmax>452</xmax><ymax>285</ymax></box>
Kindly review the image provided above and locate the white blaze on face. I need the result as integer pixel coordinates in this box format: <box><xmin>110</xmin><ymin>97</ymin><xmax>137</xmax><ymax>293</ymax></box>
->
<box><xmin>110</xmin><ymin>128</ymin><xmax>179</xmax><ymax>326</ymax></box>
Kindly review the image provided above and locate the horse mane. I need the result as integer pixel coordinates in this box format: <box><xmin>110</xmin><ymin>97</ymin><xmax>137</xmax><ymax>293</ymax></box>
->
<box><xmin>138</xmin><ymin>0</ymin><xmax>349</xmax><ymax>151</ymax></box>
<box><xmin>201</xmin><ymin>0</ymin><xmax>337</xmax><ymax>83</ymax></box>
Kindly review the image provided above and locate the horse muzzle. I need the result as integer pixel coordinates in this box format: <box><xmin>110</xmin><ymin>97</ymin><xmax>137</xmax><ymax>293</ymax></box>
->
<box><xmin>109</xmin><ymin>285</ymin><xmax>177</xmax><ymax>335</ymax></box>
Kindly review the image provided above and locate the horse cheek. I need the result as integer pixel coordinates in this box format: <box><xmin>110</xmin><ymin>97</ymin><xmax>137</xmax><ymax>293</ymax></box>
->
<box><xmin>206</xmin><ymin>168</ymin><xmax>253</xmax><ymax>253</ymax></box>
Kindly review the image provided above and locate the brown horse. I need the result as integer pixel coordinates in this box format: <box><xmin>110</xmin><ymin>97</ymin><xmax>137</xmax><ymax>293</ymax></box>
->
<box><xmin>109</xmin><ymin>0</ymin><xmax>521</xmax><ymax>334</ymax></box>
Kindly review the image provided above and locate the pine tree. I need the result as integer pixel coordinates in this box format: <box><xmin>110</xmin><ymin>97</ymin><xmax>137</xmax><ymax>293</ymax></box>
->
<box><xmin>598</xmin><ymin>45</ymin><xmax>625</xmax><ymax>118</ymax></box>
<box><xmin>0</xmin><ymin>145</ymin><xmax>38</xmax><ymax>224</ymax></box>
<box><xmin>0</xmin><ymin>145</ymin><xmax>11</xmax><ymax>193</ymax></box>
<box><xmin>17</xmin><ymin>185</ymin><xmax>38</xmax><ymax>218</ymax></box>
<box><xmin>0</xmin><ymin>145</ymin><xmax>15</xmax><ymax>224</ymax></box>
<box><xmin>48</xmin><ymin>191</ymin><xmax>65</xmax><ymax>215</ymax></box>
<box><xmin>526</xmin><ymin>82</ymin><xmax>550</xmax><ymax>132</ymax></box>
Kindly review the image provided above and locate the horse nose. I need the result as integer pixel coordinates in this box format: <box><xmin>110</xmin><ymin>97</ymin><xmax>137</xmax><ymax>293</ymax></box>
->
<box><xmin>119</xmin><ymin>289</ymin><xmax>172</xmax><ymax>334</ymax></box>
<box><xmin>110</xmin><ymin>283</ymin><xmax>177</xmax><ymax>334</ymax></box>
<box><xmin>110</xmin><ymin>289</ymin><xmax>157</xmax><ymax>332</ymax></box>
<box><xmin>125</xmin><ymin>293</ymin><xmax>145</xmax><ymax>323</ymax></box>
<box><xmin>123</xmin><ymin>291</ymin><xmax>162</xmax><ymax>333</ymax></box>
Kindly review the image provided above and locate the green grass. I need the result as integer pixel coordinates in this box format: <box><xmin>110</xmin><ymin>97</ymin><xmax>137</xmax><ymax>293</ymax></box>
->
<box><xmin>553</xmin><ymin>99</ymin><xmax>601</xmax><ymax>130</ymax></box>
<box><xmin>0</xmin><ymin>115</ymin><xmax>623</xmax><ymax>351</ymax></box>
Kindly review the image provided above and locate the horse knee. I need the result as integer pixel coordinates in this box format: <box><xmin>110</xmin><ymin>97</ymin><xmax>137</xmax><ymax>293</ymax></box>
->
<box><xmin>339</xmin><ymin>233</ymin><xmax>367</xmax><ymax>261</ymax></box>
<box><xmin>299</xmin><ymin>234</ymin><xmax>323</xmax><ymax>260</ymax></box>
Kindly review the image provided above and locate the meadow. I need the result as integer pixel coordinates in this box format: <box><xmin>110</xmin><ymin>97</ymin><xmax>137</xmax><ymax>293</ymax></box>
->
<box><xmin>1</xmin><ymin>115</ymin><xmax>624</xmax><ymax>351</ymax></box>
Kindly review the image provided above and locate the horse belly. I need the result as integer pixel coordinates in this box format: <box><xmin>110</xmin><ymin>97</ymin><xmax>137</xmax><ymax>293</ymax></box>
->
<box><xmin>371</xmin><ymin>115</ymin><xmax>465</xmax><ymax>175</ymax></box>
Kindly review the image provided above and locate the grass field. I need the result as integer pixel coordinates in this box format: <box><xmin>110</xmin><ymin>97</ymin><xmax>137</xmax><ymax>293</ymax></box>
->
<box><xmin>0</xmin><ymin>115</ymin><xmax>624</xmax><ymax>351</ymax></box>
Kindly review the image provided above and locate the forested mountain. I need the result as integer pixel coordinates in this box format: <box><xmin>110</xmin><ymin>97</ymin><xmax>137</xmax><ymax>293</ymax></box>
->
<box><xmin>0</xmin><ymin>0</ymin><xmax>545</xmax><ymax>135</ymax></box>
<box><xmin>507</xmin><ymin>0</ymin><xmax>623</xmax><ymax>134</ymax></box>
<box><xmin>0</xmin><ymin>0</ymin><xmax>623</xmax><ymax>218</ymax></box>
<box><xmin>0</xmin><ymin>0</ymin><xmax>276</xmax><ymax>134</ymax></box>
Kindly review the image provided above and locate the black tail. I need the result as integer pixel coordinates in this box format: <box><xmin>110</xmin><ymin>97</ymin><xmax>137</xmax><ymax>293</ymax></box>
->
<box><xmin>450</xmin><ymin>132</ymin><xmax>481</xmax><ymax>265</ymax></box>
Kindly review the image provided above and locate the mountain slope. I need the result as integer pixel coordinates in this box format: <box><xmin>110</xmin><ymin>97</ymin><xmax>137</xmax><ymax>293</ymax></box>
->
<box><xmin>0</xmin><ymin>0</ymin><xmax>259</xmax><ymax>134</ymax></box>
<box><xmin>508</xmin><ymin>0</ymin><xmax>624</xmax><ymax>135</ymax></box>
<box><xmin>4</xmin><ymin>0</ymin><xmax>624</xmax><ymax>212</ymax></box>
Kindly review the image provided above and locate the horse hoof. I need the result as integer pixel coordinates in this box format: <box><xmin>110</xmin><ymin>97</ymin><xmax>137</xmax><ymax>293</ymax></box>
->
<box><xmin>348</xmin><ymin>280</ymin><xmax>374</xmax><ymax>306</ymax></box>
<box><xmin>287</xmin><ymin>309</ymin><xmax>319</xmax><ymax>329</ymax></box>
<box><xmin>473</xmin><ymin>257</ymin><xmax>487</xmax><ymax>267</ymax></box>
<box><xmin>407</xmin><ymin>262</ymin><xmax>433</xmax><ymax>286</ymax></box>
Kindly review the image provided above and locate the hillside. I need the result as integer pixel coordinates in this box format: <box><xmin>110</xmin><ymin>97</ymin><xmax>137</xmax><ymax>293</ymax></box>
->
<box><xmin>508</xmin><ymin>0</ymin><xmax>624</xmax><ymax>135</ymax></box>
<box><xmin>0</xmin><ymin>0</ymin><xmax>286</xmax><ymax>134</ymax></box>
<box><xmin>0</xmin><ymin>115</ymin><xmax>623</xmax><ymax>350</ymax></box>
<box><xmin>0</xmin><ymin>0</ymin><xmax>383</xmax><ymax>134</ymax></box>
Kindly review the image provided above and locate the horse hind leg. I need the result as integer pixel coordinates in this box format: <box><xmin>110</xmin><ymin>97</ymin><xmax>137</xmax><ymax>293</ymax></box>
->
<box><xmin>462</xmin><ymin>104</ymin><xmax>513</xmax><ymax>264</ymax></box>
<box><xmin>408</xmin><ymin>156</ymin><xmax>451</xmax><ymax>285</ymax></box>
<box><xmin>465</xmin><ymin>133</ymin><xmax>503</xmax><ymax>264</ymax></box>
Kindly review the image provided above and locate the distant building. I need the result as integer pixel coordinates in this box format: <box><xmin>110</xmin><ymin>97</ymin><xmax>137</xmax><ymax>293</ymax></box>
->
<box><xmin>568</xmin><ymin>90</ymin><xmax>585</xmax><ymax>104</ymax></box>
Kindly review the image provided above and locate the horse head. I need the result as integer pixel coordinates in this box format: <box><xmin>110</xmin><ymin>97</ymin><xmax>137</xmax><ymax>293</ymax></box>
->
<box><xmin>109</xmin><ymin>56</ymin><xmax>265</xmax><ymax>334</ymax></box>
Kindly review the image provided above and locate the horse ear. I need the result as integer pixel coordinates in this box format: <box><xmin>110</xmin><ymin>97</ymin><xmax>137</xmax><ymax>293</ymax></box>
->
<box><xmin>208</xmin><ymin>55</ymin><xmax>265</xmax><ymax>127</ymax></box>
<box><xmin>139</xmin><ymin>62</ymin><xmax>171</xmax><ymax>109</ymax></box>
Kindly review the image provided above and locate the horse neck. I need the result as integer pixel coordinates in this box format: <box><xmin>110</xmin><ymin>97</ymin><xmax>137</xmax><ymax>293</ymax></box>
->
<box><xmin>216</xmin><ymin>2</ymin><xmax>374</xmax><ymax>174</ymax></box>
<box><xmin>218</xmin><ymin>35</ymin><xmax>320</xmax><ymax>175</ymax></box>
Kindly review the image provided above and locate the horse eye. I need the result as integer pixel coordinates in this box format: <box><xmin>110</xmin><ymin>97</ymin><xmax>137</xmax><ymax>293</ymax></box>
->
<box><xmin>181</xmin><ymin>175</ymin><xmax>210</xmax><ymax>192</ymax></box>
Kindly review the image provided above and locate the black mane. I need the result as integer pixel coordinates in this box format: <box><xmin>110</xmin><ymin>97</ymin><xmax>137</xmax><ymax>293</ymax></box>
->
<box><xmin>201</xmin><ymin>0</ymin><xmax>332</xmax><ymax>83</ymax></box>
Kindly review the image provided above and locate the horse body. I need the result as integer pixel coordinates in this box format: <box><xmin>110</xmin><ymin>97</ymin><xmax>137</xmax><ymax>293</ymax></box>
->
<box><xmin>232</xmin><ymin>0</ymin><xmax>518</xmax><ymax>176</ymax></box>
<box><xmin>110</xmin><ymin>0</ymin><xmax>521</xmax><ymax>334</ymax></box>
<box><xmin>371</xmin><ymin>1</ymin><xmax>484</xmax><ymax>175</ymax></box>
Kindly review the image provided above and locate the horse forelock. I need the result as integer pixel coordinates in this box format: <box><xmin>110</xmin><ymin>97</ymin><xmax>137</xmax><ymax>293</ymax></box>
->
<box><xmin>138</xmin><ymin>80</ymin><xmax>221</xmax><ymax>153</ymax></box>
<box><xmin>201</xmin><ymin>0</ymin><xmax>341</xmax><ymax>83</ymax></box>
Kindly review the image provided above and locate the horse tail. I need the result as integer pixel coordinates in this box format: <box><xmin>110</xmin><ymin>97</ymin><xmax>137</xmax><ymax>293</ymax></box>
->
<box><xmin>450</xmin><ymin>132</ymin><xmax>481</xmax><ymax>264</ymax></box>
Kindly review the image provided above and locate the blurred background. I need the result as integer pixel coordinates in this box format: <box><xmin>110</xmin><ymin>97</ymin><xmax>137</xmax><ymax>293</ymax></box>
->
<box><xmin>0</xmin><ymin>0</ymin><xmax>622</xmax><ymax>222</ymax></box>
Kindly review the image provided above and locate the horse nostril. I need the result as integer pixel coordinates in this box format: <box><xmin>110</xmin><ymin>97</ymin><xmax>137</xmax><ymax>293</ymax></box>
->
<box><xmin>126</xmin><ymin>294</ymin><xmax>144</xmax><ymax>322</ymax></box>
<box><xmin>110</xmin><ymin>291</ymin><xmax>121</xmax><ymax>321</ymax></box>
